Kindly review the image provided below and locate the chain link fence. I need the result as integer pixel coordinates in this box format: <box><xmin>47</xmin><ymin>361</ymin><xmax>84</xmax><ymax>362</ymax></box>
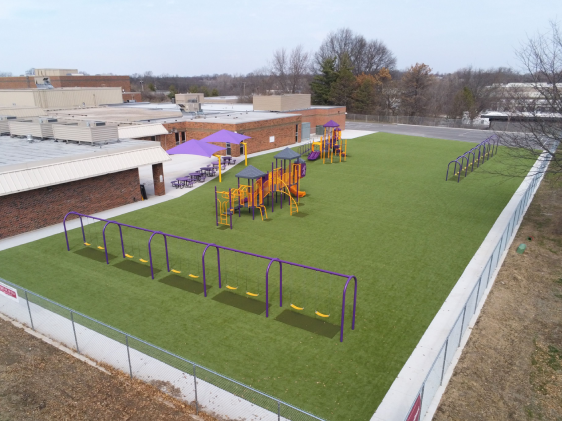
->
<box><xmin>0</xmin><ymin>279</ymin><xmax>324</xmax><ymax>421</ymax></box>
<box><xmin>346</xmin><ymin>113</ymin><xmax>491</xmax><ymax>130</ymax></box>
<box><xmin>403</xmin><ymin>155</ymin><xmax>550</xmax><ymax>421</ymax></box>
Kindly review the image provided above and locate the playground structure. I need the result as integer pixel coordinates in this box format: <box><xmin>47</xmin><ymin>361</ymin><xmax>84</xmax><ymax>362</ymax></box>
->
<box><xmin>63</xmin><ymin>211</ymin><xmax>358</xmax><ymax>342</ymax></box>
<box><xmin>446</xmin><ymin>135</ymin><xmax>499</xmax><ymax>182</ymax></box>
<box><xmin>308</xmin><ymin>120</ymin><xmax>348</xmax><ymax>164</ymax></box>
<box><xmin>215</xmin><ymin>148</ymin><xmax>307</xmax><ymax>229</ymax></box>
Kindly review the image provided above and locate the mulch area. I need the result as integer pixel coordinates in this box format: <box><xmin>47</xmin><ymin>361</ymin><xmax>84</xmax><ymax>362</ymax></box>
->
<box><xmin>434</xmin><ymin>175</ymin><xmax>562</xmax><ymax>420</ymax></box>
<box><xmin>0</xmin><ymin>317</ymin><xmax>221</xmax><ymax>421</ymax></box>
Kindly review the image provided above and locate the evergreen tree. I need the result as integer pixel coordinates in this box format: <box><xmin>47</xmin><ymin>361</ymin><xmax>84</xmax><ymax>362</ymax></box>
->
<box><xmin>330</xmin><ymin>55</ymin><xmax>356</xmax><ymax>108</ymax></box>
<box><xmin>167</xmin><ymin>85</ymin><xmax>178</xmax><ymax>100</ymax></box>
<box><xmin>211</xmin><ymin>88</ymin><xmax>219</xmax><ymax>97</ymax></box>
<box><xmin>311</xmin><ymin>57</ymin><xmax>337</xmax><ymax>105</ymax></box>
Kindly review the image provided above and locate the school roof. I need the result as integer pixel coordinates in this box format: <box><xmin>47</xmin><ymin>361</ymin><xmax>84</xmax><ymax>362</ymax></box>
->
<box><xmin>235</xmin><ymin>165</ymin><xmax>267</xmax><ymax>180</ymax></box>
<box><xmin>274</xmin><ymin>147</ymin><xmax>301</xmax><ymax>160</ymax></box>
<box><xmin>0</xmin><ymin>136</ymin><xmax>170</xmax><ymax>197</ymax></box>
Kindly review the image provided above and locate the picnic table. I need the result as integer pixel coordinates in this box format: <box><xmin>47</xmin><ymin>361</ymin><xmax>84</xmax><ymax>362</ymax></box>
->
<box><xmin>200</xmin><ymin>166</ymin><xmax>215</xmax><ymax>176</ymax></box>
<box><xmin>171</xmin><ymin>176</ymin><xmax>194</xmax><ymax>189</ymax></box>
<box><xmin>212</xmin><ymin>161</ymin><xmax>225</xmax><ymax>170</ymax></box>
<box><xmin>190</xmin><ymin>172</ymin><xmax>206</xmax><ymax>182</ymax></box>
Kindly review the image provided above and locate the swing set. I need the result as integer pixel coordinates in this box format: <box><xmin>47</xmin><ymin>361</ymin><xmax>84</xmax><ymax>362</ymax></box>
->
<box><xmin>63</xmin><ymin>211</ymin><xmax>358</xmax><ymax>342</ymax></box>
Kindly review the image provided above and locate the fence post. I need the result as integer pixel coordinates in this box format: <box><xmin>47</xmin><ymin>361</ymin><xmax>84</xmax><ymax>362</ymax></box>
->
<box><xmin>458</xmin><ymin>305</ymin><xmax>467</xmax><ymax>347</ymax></box>
<box><xmin>24</xmin><ymin>291</ymin><xmax>34</xmax><ymax>330</ymax></box>
<box><xmin>278</xmin><ymin>400</ymin><xmax>281</xmax><ymax>420</ymax></box>
<box><xmin>125</xmin><ymin>335</ymin><xmax>133</xmax><ymax>379</ymax></box>
<box><xmin>474</xmin><ymin>277</ymin><xmax>482</xmax><ymax>313</ymax></box>
<box><xmin>193</xmin><ymin>364</ymin><xmax>199</xmax><ymax>414</ymax></box>
<box><xmin>440</xmin><ymin>338</ymin><xmax>449</xmax><ymax>385</ymax></box>
<box><xmin>70</xmin><ymin>311</ymin><xmax>80</xmax><ymax>354</ymax></box>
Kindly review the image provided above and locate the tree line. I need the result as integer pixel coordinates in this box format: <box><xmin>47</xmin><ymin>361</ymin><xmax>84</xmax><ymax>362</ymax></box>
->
<box><xmin>129</xmin><ymin>27</ymin><xmax>532</xmax><ymax>120</ymax></box>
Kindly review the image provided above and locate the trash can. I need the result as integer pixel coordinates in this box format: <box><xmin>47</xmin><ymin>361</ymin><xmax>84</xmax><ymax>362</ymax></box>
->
<box><xmin>140</xmin><ymin>184</ymin><xmax>148</xmax><ymax>200</ymax></box>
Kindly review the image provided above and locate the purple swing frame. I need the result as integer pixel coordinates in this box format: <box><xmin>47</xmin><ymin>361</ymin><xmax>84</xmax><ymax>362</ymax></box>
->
<box><xmin>63</xmin><ymin>211</ymin><xmax>358</xmax><ymax>342</ymax></box>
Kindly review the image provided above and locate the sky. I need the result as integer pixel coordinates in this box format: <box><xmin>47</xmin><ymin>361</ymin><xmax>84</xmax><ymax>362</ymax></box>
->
<box><xmin>1</xmin><ymin>0</ymin><xmax>560</xmax><ymax>76</ymax></box>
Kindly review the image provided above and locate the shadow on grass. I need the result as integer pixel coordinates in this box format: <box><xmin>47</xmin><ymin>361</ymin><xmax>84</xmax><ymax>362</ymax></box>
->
<box><xmin>159</xmin><ymin>274</ymin><xmax>211</xmax><ymax>295</ymax></box>
<box><xmin>275</xmin><ymin>310</ymin><xmax>340</xmax><ymax>339</ymax></box>
<box><xmin>74</xmin><ymin>247</ymin><xmax>117</xmax><ymax>263</ymax></box>
<box><xmin>293</xmin><ymin>212</ymin><xmax>309</xmax><ymax>218</ymax></box>
<box><xmin>217</xmin><ymin>225</ymin><xmax>230</xmax><ymax>230</ymax></box>
<box><xmin>212</xmin><ymin>290</ymin><xmax>270</xmax><ymax>315</ymax></box>
<box><xmin>113</xmin><ymin>260</ymin><xmax>161</xmax><ymax>277</ymax></box>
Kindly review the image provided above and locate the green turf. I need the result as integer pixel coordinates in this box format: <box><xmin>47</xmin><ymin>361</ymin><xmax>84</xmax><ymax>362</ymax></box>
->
<box><xmin>0</xmin><ymin>133</ymin><xmax>528</xmax><ymax>420</ymax></box>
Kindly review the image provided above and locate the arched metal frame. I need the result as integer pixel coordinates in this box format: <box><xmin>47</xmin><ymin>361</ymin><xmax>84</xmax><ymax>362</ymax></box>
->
<box><xmin>445</xmin><ymin>135</ymin><xmax>499</xmax><ymax>182</ymax></box>
<box><xmin>63</xmin><ymin>211</ymin><xmax>359</xmax><ymax>342</ymax></box>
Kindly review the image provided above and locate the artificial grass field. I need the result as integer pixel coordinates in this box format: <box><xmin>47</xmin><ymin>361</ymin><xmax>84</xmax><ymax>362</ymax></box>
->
<box><xmin>0</xmin><ymin>133</ymin><xmax>527</xmax><ymax>420</ymax></box>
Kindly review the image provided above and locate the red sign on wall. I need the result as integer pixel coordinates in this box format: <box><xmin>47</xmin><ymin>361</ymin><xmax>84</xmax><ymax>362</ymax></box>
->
<box><xmin>0</xmin><ymin>281</ymin><xmax>19</xmax><ymax>302</ymax></box>
<box><xmin>406</xmin><ymin>394</ymin><xmax>422</xmax><ymax>421</ymax></box>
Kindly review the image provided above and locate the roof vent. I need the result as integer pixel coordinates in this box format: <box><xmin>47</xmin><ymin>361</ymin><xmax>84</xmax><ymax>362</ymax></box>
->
<box><xmin>26</xmin><ymin>134</ymin><xmax>33</xmax><ymax>143</ymax></box>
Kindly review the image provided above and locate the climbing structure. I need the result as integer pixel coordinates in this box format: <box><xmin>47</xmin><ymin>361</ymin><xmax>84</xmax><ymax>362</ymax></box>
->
<box><xmin>215</xmin><ymin>148</ymin><xmax>306</xmax><ymax>229</ymax></box>
<box><xmin>308</xmin><ymin>120</ymin><xmax>347</xmax><ymax>164</ymax></box>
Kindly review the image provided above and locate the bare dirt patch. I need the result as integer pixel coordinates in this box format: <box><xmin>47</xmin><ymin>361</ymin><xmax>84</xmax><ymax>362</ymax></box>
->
<box><xmin>0</xmin><ymin>317</ymin><xmax>220</xmax><ymax>421</ymax></box>
<box><xmin>434</xmin><ymin>175</ymin><xmax>562</xmax><ymax>420</ymax></box>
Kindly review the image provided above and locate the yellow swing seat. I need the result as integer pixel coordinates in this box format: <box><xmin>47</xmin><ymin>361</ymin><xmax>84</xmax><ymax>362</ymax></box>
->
<box><xmin>97</xmin><ymin>246</ymin><xmax>105</xmax><ymax>250</ymax></box>
<box><xmin>246</xmin><ymin>292</ymin><xmax>259</xmax><ymax>297</ymax></box>
<box><xmin>189</xmin><ymin>274</ymin><xmax>199</xmax><ymax>279</ymax></box>
<box><xmin>139</xmin><ymin>258</ymin><xmax>149</xmax><ymax>263</ymax></box>
<box><xmin>171</xmin><ymin>269</ymin><xmax>181</xmax><ymax>274</ymax></box>
<box><xmin>290</xmin><ymin>304</ymin><xmax>304</xmax><ymax>311</ymax></box>
<box><xmin>84</xmin><ymin>242</ymin><xmax>91</xmax><ymax>246</ymax></box>
<box><xmin>226</xmin><ymin>285</ymin><xmax>238</xmax><ymax>290</ymax></box>
<box><xmin>315</xmin><ymin>311</ymin><xmax>330</xmax><ymax>318</ymax></box>
<box><xmin>125</xmin><ymin>254</ymin><xmax>134</xmax><ymax>259</ymax></box>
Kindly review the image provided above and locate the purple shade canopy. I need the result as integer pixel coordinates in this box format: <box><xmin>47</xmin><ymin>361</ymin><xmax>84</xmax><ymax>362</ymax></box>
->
<box><xmin>200</xmin><ymin>129</ymin><xmax>251</xmax><ymax>145</ymax></box>
<box><xmin>323</xmin><ymin>120</ymin><xmax>340</xmax><ymax>128</ymax></box>
<box><xmin>167</xmin><ymin>139</ymin><xmax>225</xmax><ymax>157</ymax></box>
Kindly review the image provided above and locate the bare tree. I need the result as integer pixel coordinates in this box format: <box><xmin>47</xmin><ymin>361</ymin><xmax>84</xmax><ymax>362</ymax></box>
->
<box><xmin>0</xmin><ymin>71</ymin><xmax>12</xmax><ymax>77</ymax></box>
<box><xmin>287</xmin><ymin>45</ymin><xmax>311</xmax><ymax>93</ymax></box>
<box><xmin>495</xmin><ymin>22</ymin><xmax>562</xmax><ymax>178</ymax></box>
<box><xmin>271</xmin><ymin>48</ymin><xmax>288</xmax><ymax>92</ymax></box>
<box><xmin>315</xmin><ymin>28</ymin><xmax>396</xmax><ymax>75</ymax></box>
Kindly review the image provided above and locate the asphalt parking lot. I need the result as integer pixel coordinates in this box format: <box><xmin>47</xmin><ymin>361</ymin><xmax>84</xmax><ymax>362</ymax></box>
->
<box><xmin>346</xmin><ymin>121</ymin><xmax>493</xmax><ymax>143</ymax></box>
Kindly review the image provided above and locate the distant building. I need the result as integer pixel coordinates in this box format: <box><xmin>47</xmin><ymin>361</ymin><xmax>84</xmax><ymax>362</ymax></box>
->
<box><xmin>0</xmin><ymin>68</ymin><xmax>138</xmax><ymax>103</ymax></box>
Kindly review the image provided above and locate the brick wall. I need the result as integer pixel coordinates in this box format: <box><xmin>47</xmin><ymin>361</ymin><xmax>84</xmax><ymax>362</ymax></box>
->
<box><xmin>156</xmin><ymin>115</ymin><xmax>302</xmax><ymax>155</ymax></box>
<box><xmin>0</xmin><ymin>76</ymin><xmax>131</xmax><ymax>91</ymax></box>
<box><xmin>0</xmin><ymin>169</ymin><xmax>142</xmax><ymax>239</ymax></box>
<box><xmin>123</xmin><ymin>92</ymin><xmax>142</xmax><ymax>102</ymax></box>
<box><xmin>299</xmin><ymin>107</ymin><xmax>346</xmax><ymax>133</ymax></box>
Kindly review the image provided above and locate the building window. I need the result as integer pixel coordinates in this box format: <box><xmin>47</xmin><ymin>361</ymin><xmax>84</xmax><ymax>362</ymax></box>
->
<box><xmin>181</xmin><ymin>131</ymin><xmax>186</xmax><ymax>143</ymax></box>
<box><xmin>226</xmin><ymin>142</ymin><xmax>231</xmax><ymax>155</ymax></box>
<box><xmin>240</xmin><ymin>143</ymin><xmax>244</xmax><ymax>155</ymax></box>
<box><xmin>295</xmin><ymin>124</ymin><xmax>299</xmax><ymax>143</ymax></box>
<box><xmin>175</xmin><ymin>132</ymin><xmax>180</xmax><ymax>145</ymax></box>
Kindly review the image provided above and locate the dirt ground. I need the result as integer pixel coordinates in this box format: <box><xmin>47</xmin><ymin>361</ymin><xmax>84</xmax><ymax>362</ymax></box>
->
<box><xmin>434</xmin><ymin>175</ymin><xmax>562</xmax><ymax>420</ymax></box>
<box><xmin>0</xmin><ymin>317</ymin><xmax>220</xmax><ymax>421</ymax></box>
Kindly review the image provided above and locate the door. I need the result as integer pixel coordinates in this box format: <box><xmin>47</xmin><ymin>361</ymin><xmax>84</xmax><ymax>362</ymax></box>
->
<box><xmin>226</xmin><ymin>142</ymin><xmax>231</xmax><ymax>156</ymax></box>
<box><xmin>295</xmin><ymin>124</ymin><xmax>299</xmax><ymax>143</ymax></box>
<box><xmin>302</xmin><ymin>122</ymin><xmax>310</xmax><ymax>140</ymax></box>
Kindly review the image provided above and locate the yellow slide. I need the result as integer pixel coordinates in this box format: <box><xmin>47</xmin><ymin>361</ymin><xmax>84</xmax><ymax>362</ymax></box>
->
<box><xmin>289</xmin><ymin>185</ymin><xmax>306</xmax><ymax>197</ymax></box>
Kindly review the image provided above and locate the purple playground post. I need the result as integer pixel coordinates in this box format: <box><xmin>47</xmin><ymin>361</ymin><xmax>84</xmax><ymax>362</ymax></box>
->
<box><xmin>214</xmin><ymin>187</ymin><xmax>219</xmax><ymax>227</ymax></box>
<box><xmin>63</xmin><ymin>211</ymin><xmax>359</xmax><ymax>341</ymax></box>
